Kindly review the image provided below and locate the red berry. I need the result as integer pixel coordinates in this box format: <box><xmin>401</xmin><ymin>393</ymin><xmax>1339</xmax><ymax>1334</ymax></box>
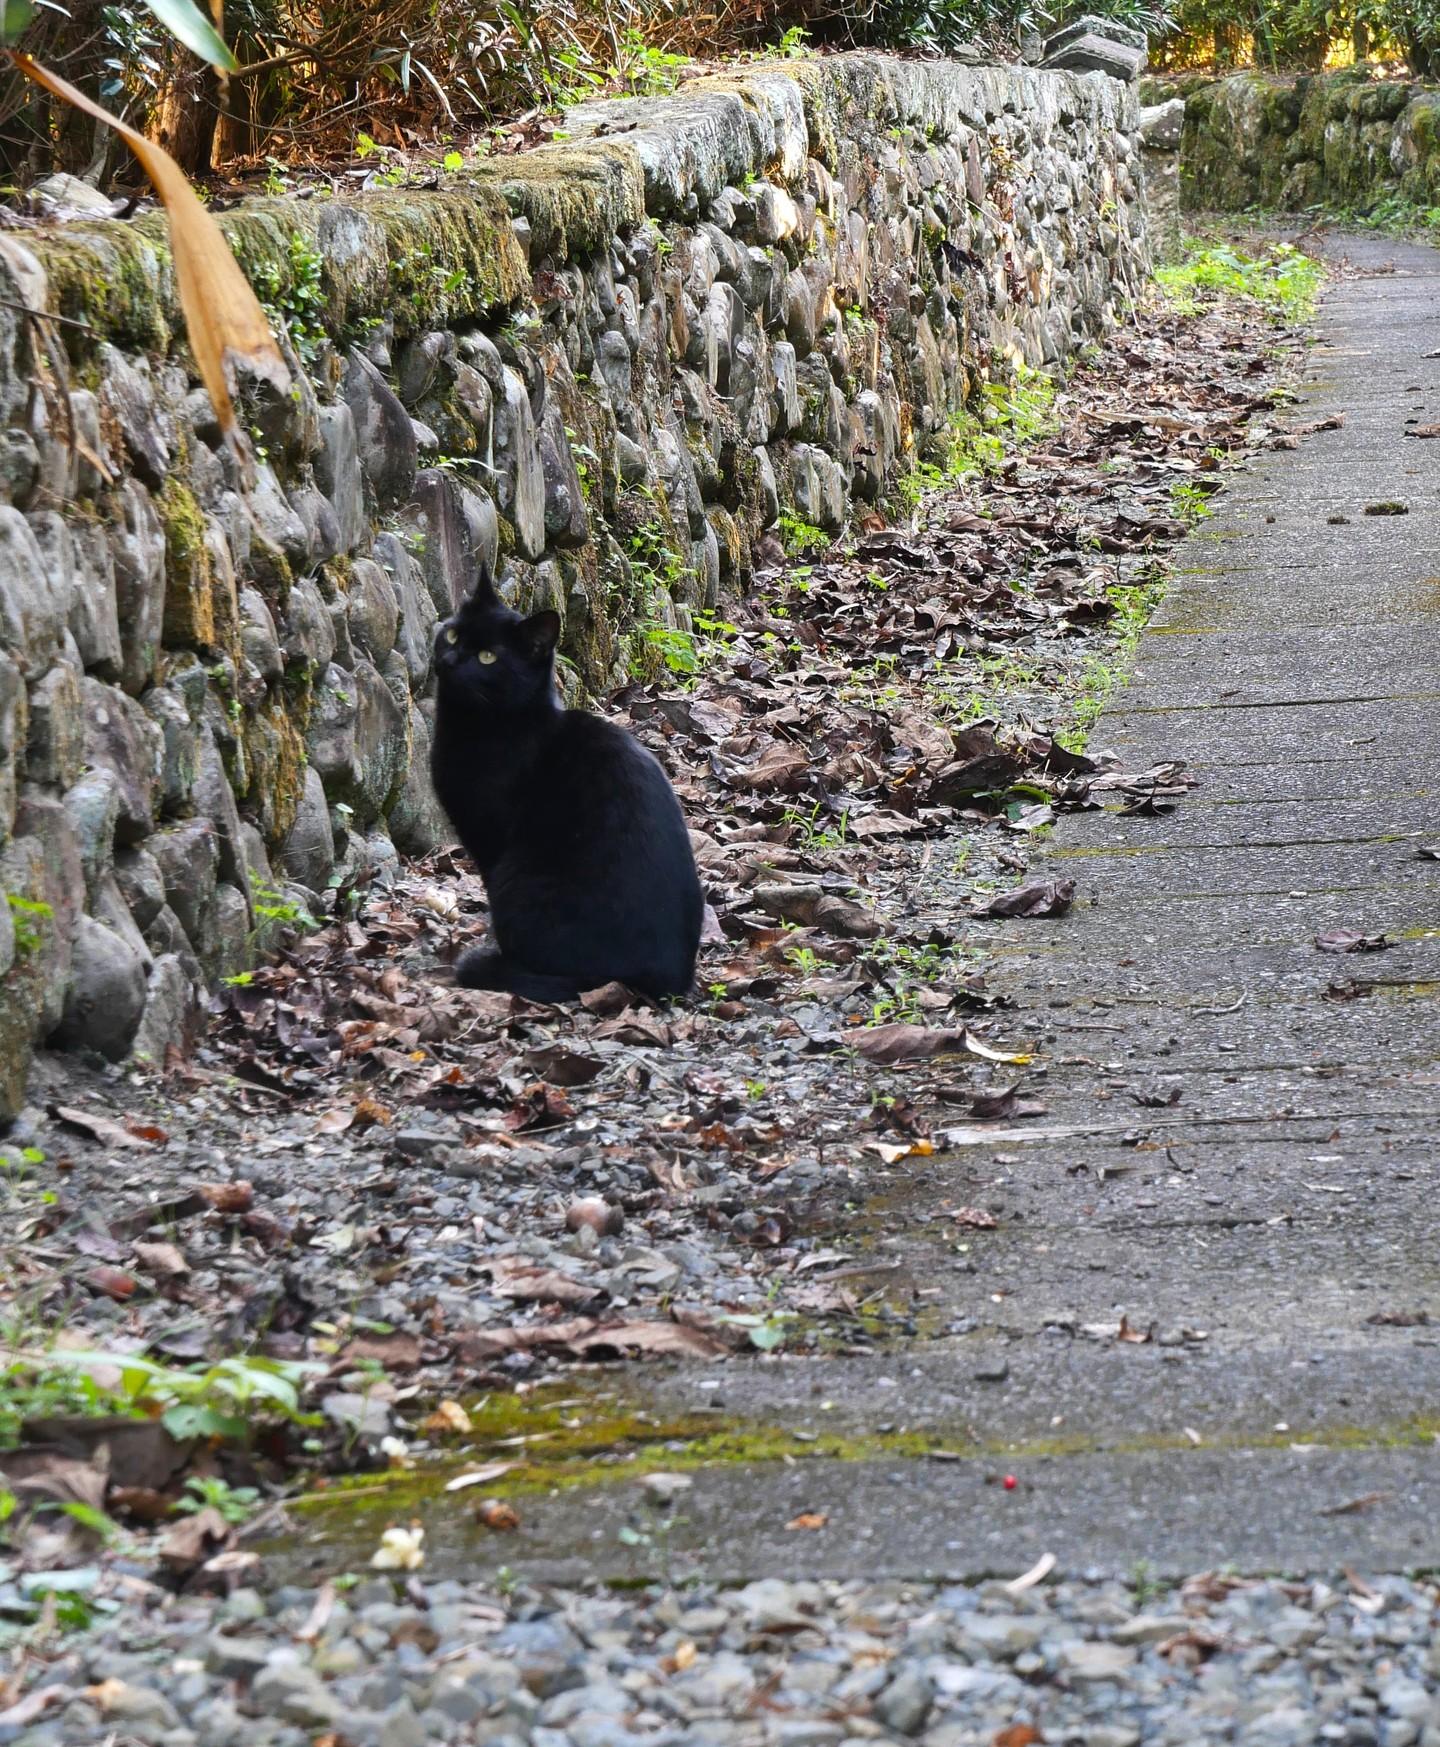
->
<box><xmin>1003</xmin><ymin>1474</ymin><xmax>1018</xmax><ymax>1490</ymax></box>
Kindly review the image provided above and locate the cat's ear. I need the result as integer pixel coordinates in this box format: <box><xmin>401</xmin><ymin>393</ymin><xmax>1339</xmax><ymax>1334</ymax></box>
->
<box><xmin>516</xmin><ymin>610</ymin><xmax>561</xmax><ymax>662</ymax></box>
<box><xmin>461</xmin><ymin>562</ymin><xmax>498</xmax><ymax>616</ymax></box>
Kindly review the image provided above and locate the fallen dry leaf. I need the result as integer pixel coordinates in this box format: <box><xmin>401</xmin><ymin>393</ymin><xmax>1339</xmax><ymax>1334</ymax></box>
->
<box><xmin>82</xmin><ymin>1266</ymin><xmax>137</xmax><ymax>1301</ymax></box>
<box><xmin>198</xmin><ymin>1180</ymin><xmax>254</xmax><ymax>1213</ymax></box>
<box><xmin>422</xmin><ymin>1400</ymin><xmax>473</xmax><ymax>1436</ymax></box>
<box><xmin>339</xmin><ymin>1330</ymin><xmax>423</xmax><ymax>1370</ymax></box>
<box><xmin>1314</xmin><ymin>929</ymin><xmax>1391</xmax><ymax>954</ymax></box>
<box><xmin>994</xmin><ymin>1724</ymin><xmax>1046</xmax><ymax>1746</ymax></box>
<box><xmin>523</xmin><ymin>1043</ymin><xmax>605</xmax><ymax>1086</ymax></box>
<box><xmin>159</xmin><ymin>1506</ymin><xmax>235</xmax><ymax>1574</ymax></box>
<box><xmin>974</xmin><ymin>879</ymin><xmax>1076</xmax><ymax>918</ymax></box>
<box><xmin>967</xmin><ymin>1084</ymin><xmax>1046</xmax><ymax>1121</ymax></box>
<box><xmin>48</xmin><ymin>1106</ymin><xmax>158</xmax><ymax>1150</ymax></box>
<box><xmin>454</xmin><ymin>1316</ymin><xmax>733</xmax><ymax>1363</ymax></box>
<box><xmin>1318</xmin><ymin>1490</ymin><xmax>1393</xmax><ymax>1517</ymax></box>
<box><xmin>131</xmin><ymin>1240</ymin><xmax>189</xmax><ymax>1279</ymax></box>
<box><xmin>486</xmin><ymin>1259</ymin><xmax>597</xmax><ymax>1306</ymax></box>
<box><xmin>856</xmin><ymin>1024</ymin><xmax>974</xmax><ymax>1064</ymax></box>
<box><xmin>475</xmin><ymin>1498</ymin><xmax>521</xmax><ymax>1530</ymax></box>
<box><xmin>864</xmin><ymin>1138</ymin><xmax>935</xmax><ymax>1164</ymax></box>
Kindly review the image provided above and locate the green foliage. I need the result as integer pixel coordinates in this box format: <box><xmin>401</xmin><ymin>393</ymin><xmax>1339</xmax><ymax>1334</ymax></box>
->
<box><xmin>248</xmin><ymin>871</ymin><xmax>318</xmax><ymax>934</ymax></box>
<box><xmin>611</xmin><ymin>27</ymin><xmax>688</xmax><ymax>96</ymax></box>
<box><xmin>1344</xmin><ymin>192</ymin><xmax>1440</xmax><ymax>235</ymax></box>
<box><xmin>141</xmin><ymin>0</ymin><xmax>239</xmax><ymax>70</ymax></box>
<box><xmin>866</xmin><ymin>938</ymin><xmax>965</xmax><ymax>1025</ymax></box>
<box><xmin>1154</xmin><ymin>0</ymin><xmax>1440</xmax><ymax>73</ymax></box>
<box><xmin>6</xmin><ymin>894</ymin><xmax>52</xmax><ymax>956</ymax></box>
<box><xmin>781</xmin><ymin>799</ymin><xmax>850</xmax><ymax>849</ymax></box>
<box><xmin>777</xmin><ymin>510</ymin><xmax>829</xmax><ymax>557</ymax></box>
<box><xmin>1170</xmin><ymin>479</ymin><xmax>1215</xmax><ymax>525</ymax></box>
<box><xmin>179</xmin><ymin>1474</ymin><xmax>263</xmax><ymax>1523</ymax></box>
<box><xmin>1155</xmin><ymin>239</ymin><xmax>1323</xmax><ymax>321</ymax></box>
<box><xmin>2</xmin><ymin>1347</ymin><xmax>322</xmax><ymax>1446</ymax></box>
<box><xmin>898</xmin><ymin>361</ymin><xmax>1057</xmax><ymax>515</ymax></box>
<box><xmin>718</xmin><ymin>1311</ymin><xmax>794</xmax><ymax>1351</ymax></box>
<box><xmin>252</xmin><ymin>234</ymin><xmax>328</xmax><ymax>363</ymax></box>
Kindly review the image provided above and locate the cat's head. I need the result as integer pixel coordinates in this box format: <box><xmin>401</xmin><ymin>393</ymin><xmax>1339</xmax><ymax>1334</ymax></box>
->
<box><xmin>434</xmin><ymin>565</ymin><xmax>561</xmax><ymax>712</ymax></box>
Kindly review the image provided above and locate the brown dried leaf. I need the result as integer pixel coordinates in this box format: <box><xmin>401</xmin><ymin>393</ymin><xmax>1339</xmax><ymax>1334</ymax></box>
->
<box><xmin>487</xmin><ymin>1259</ymin><xmax>597</xmax><ymax>1306</ymax></box>
<box><xmin>1314</xmin><ymin>929</ymin><xmax>1391</xmax><ymax>954</ymax></box>
<box><xmin>132</xmin><ymin>1240</ymin><xmax>189</xmax><ymax>1279</ymax></box>
<box><xmin>476</xmin><ymin>1498</ymin><xmax>521</xmax><ymax>1530</ymax></box>
<box><xmin>198</xmin><ymin>1181</ymin><xmax>254</xmax><ymax>1213</ymax></box>
<box><xmin>856</xmin><ymin>1024</ymin><xmax>972</xmax><ymax>1064</ymax></box>
<box><xmin>974</xmin><ymin>879</ymin><xmax>1076</xmax><ymax>919</ymax></box>
<box><xmin>338</xmin><ymin>1331</ymin><xmax>423</xmax><ymax>1370</ymax></box>
<box><xmin>159</xmin><ymin>1506</ymin><xmax>235</xmax><ymax>1573</ymax></box>
<box><xmin>948</xmin><ymin>1206</ymin><xmax>999</xmax><ymax>1229</ymax></box>
<box><xmin>49</xmin><ymin>1106</ymin><xmax>157</xmax><ymax>1150</ymax></box>
<box><xmin>522</xmin><ymin>1044</ymin><xmax>605</xmax><ymax>1087</ymax></box>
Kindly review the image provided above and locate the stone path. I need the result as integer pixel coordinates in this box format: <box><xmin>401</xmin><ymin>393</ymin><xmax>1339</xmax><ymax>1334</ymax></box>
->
<box><xmin>371</xmin><ymin>231</ymin><xmax>1440</xmax><ymax>1587</ymax></box>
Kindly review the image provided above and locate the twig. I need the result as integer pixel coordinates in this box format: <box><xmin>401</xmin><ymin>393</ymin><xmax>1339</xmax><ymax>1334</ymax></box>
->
<box><xmin>1192</xmin><ymin>992</ymin><xmax>1246</xmax><ymax>1015</ymax></box>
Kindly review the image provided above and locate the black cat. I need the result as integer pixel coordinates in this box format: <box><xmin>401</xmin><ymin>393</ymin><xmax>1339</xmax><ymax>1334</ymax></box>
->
<box><xmin>429</xmin><ymin>566</ymin><xmax>704</xmax><ymax>1003</ymax></box>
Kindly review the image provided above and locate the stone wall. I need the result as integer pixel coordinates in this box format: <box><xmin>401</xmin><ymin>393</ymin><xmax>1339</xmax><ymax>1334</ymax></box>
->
<box><xmin>1145</xmin><ymin>68</ymin><xmax>1440</xmax><ymax>213</ymax></box>
<box><xmin>0</xmin><ymin>50</ymin><xmax>1148</xmax><ymax>1117</ymax></box>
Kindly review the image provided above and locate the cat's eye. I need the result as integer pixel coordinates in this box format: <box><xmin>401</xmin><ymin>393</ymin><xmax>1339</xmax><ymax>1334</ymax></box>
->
<box><xmin>443</xmin><ymin>627</ymin><xmax>458</xmax><ymax>645</ymax></box>
<box><xmin>476</xmin><ymin>649</ymin><xmax>498</xmax><ymax>665</ymax></box>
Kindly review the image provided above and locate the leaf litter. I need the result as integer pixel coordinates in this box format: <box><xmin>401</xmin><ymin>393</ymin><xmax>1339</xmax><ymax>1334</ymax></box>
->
<box><xmin>4</xmin><ymin>276</ymin><xmax>1318</xmax><ymax>1538</ymax></box>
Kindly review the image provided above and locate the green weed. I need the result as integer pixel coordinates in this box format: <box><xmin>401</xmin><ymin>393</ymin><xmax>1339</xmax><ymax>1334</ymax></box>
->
<box><xmin>6</xmin><ymin>894</ymin><xmax>52</xmax><ymax>956</ymax></box>
<box><xmin>1170</xmin><ymin>480</ymin><xmax>1214</xmax><ymax>527</ymax></box>
<box><xmin>248</xmin><ymin>872</ymin><xmax>317</xmax><ymax>934</ymax></box>
<box><xmin>0</xmin><ymin>1346</ymin><xmax>322</xmax><ymax>1448</ymax></box>
<box><xmin>1155</xmin><ymin>240</ymin><xmax>1322</xmax><ymax>323</ymax></box>
<box><xmin>778</xmin><ymin>509</ymin><xmax>829</xmax><ymax>557</ymax></box>
<box><xmin>252</xmin><ymin>234</ymin><xmax>328</xmax><ymax>364</ymax></box>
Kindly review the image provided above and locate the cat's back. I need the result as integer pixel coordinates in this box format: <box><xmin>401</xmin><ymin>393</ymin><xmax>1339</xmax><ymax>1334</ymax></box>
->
<box><xmin>549</xmin><ymin>707</ymin><xmax>682</xmax><ymax>810</ymax></box>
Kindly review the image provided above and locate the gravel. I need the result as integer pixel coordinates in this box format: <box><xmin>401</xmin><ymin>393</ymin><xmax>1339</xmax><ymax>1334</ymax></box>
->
<box><xmin>6</xmin><ymin>1568</ymin><xmax>1439</xmax><ymax>1746</ymax></box>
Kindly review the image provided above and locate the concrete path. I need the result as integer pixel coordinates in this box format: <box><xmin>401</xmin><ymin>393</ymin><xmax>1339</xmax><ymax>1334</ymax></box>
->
<box><xmin>353</xmin><ymin>235</ymin><xmax>1440</xmax><ymax>1587</ymax></box>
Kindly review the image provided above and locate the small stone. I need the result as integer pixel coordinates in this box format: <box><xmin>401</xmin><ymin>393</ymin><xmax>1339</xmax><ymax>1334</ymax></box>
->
<box><xmin>973</xmin><ymin>1358</ymin><xmax>1010</xmax><ymax>1383</ymax></box>
<box><xmin>204</xmin><ymin>1634</ymin><xmax>275</xmax><ymax>1680</ymax></box>
<box><xmin>872</xmin><ymin>1665</ymin><xmax>934</xmax><ymax>1735</ymax></box>
<box><xmin>377</xmin><ymin>1698</ymin><xmax>428</xmax><ymax>1747</ymax></box>
<box><xmin>637</xmin><ymin>1472</ymin><xmax>692</xmax><ymax>1504</ymax></box>
<box><xmin>430</xmin><ymin>1682</ymin><xmax>487</xmax><ymax>1724</ymax></box>
<box><xmin>1112</xmin><ymin>1613</ymin><xmax>1191</xmax><ymax>1645</ymax></box>
<box><xmin>250</xmin><ymin>1661</ymin><xmax>345</xmax><ymax>1727</ymax></box>
<box><xmin>344</xmin><ymin>352</ymin><xmax>418</xmax><ymax>513</ymax></box>
<box><xmin>1056</xmin><ymin>1640</ymin><xmax>1138</xmax><ymax>1682</ymax></box>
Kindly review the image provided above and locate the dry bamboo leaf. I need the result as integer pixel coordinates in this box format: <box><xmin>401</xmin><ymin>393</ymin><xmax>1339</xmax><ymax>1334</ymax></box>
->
<box><xmin>9</xmin><ymin>53</ymin><xmax>289</xmax><ymax>434</ymax></box>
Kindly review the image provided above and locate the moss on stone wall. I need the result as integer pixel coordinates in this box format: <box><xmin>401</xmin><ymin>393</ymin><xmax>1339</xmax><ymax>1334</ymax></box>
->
<box><xmin>157</xmin><ymin>476</ymin><xmax>215</xmax><ymax>648</ymax></box>
<box><xmin>1156</xmin><ymin>69</ymin><xmax>1440</xmax><ymax>214</ymax></box>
